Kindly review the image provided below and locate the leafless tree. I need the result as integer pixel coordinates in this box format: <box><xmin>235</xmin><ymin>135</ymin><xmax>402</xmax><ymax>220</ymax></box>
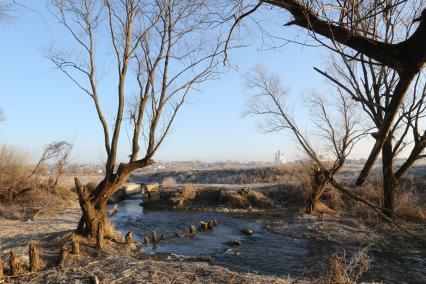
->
<box><xmin>46</xmin><ymin>0</ymin><xmax>225</xmax><ymax>238</ymax></box>
<box><xmin>0</xmin><ymin>2</ymin><xmax>11</xmax><ymax>21</ymax></box>
<box><xmin>313</xmin><ymin>1</ymin><xmax>426</xmax><ymax>217</ymax></box>
<box><xmin>227</xmin><ymin>0</ymin><xmax>426</xmax><ymax>195</ymax></box>
<box><xmin>246</xmin><ymin>65</ymin><xmax>363</xmax><ymax>212</ymax></box>
<box><xmin>30</xmin><ymin>141</ymin><xmax>72</xmax><ymax>178</ymax></box>
<box><xmin>0</xmin><ymin>108</ymin><xmax>4</xmax><ymax>121</ymax></box>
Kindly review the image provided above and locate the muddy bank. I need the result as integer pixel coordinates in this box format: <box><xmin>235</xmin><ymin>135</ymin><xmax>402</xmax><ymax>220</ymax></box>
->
<box><xmin>141</xmin><ymin>184</ymin><xmax>303</xmax><ymax>212</ymax></box>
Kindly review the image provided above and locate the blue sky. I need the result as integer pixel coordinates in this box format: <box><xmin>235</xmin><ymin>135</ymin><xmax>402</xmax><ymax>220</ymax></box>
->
<box><xmin>0</xmin><ymin>2</ymin><xmax>368</xmax><ymax>163</ymax></box>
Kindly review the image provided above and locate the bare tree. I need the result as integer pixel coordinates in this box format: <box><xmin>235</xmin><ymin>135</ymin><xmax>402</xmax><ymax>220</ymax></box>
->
<box><xmin>0</xmin><ymin>107</ymin><xmax>4</xmax><ymax>121</ymax></box>
<box><xmin>246</xmin><ymin>65</ymin><xmax>363</xmax><ymax>212</ymax></box>
<box><xmin>46</xmin><ymin>0</ymin><xmax>225</xmax><ymax>238</ymax></box>
<box><xmin>0</xmin><ymin>2</ymin><xmax>11</xmax><ymax>21</ymax></box>
<box><xmin>228</xmin><ymin>0</ymin><xmax>426</xmax><ymax>191</ymax></box>
<box><xmin>30</xmin><ymin>141</ymin><xmax>72</xmax><ymax>178</ymax></box>
<box><xmin>313</xmin><ymin>1</ymin><xmax>426</xmax><ymax>216</ymax></box>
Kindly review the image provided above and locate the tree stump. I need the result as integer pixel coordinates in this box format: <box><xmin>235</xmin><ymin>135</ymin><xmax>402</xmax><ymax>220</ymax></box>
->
<box><xmin>29</xmin><ymin>242</ymin><xmax>41</xmax><ymax>272</ymax></box>
<box><xmin>151</xmin><ymin>230</ymin><xmax>158</xmax><ymax>244</ymax></box>
<box><xmin>0</xmin><ymin>257</ymin><xmax>3</xmax><ymax>279</ymax></box>
<box><xmin>207</xmin><ymin>220</ymin><xmax>214</xmax><ymax>230</ymax></box>
<box><xmin>58</xmin><ymin>247</ymin><xmax>68</xmax><ymax>266</ymax></box>
<box><xmin>200</xmin><ymin>221</ymin><xmax>208</xmax><ymax>230</ymax></box>
<box><xmin>125</xmin><ymin>232</ymin><xmax>133</xmax><ymax>246</ymax></box>
<box><xmin>143</xmin><ymin>236</ymin><xmax>149</xmax><ymax>246</ymax></box>
<box><xmin>97</xmin><ymin>223</ymin><xmax>104</xmax><ymax>250</ymax></box>
<box><xmin>189</xmin><ymin>225</ymin><xmax>197</xmax><ymax>235</ymax></box>
<box><xmin>71</xmin><ymin>234</ymin><xmax>80</xmax><ymax>255</ymax></box>
<box><xmin>9</xmin><ymin>251</ymin><xmax>23</xmax><ymax>276</ymax></box>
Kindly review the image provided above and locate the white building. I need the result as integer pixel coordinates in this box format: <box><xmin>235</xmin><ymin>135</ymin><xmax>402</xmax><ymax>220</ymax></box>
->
<box><xmin>319</xmin><ymin>153</ymin><xmax>334</xmax><ymax>162</ymax></box>
<box><xmin>274</xmin><ymin>150</ymin><xmax>286</xmax><ymax>164</ymax></box>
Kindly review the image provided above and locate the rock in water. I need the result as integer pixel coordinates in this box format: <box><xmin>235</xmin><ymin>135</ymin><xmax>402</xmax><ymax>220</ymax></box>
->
<box><xmin>226</xmin><ymin>240</ymin><xmax>242</xmax><ymax>246</ymax></box>
<box><xmin>241</xmin><ymin>227</ymin><xmax>254</xmax><ymax>235</ymax></box>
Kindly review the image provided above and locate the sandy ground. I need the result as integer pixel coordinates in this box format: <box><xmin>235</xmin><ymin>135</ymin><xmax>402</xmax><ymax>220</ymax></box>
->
<box><xmin>0</xmin><ymin>208</ymin><xmax>81</xmax><ymax>258</ymax></box>
<box><xmin>0</xmin><ymin>208</ymin><xmax>296</xmax><ymax>284</ymax></box>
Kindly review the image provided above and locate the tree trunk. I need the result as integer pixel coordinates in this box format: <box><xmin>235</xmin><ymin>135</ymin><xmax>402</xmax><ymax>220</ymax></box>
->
<box><xmin>74</xmin><ymin>179</ymin><xmax>110</xmax><ymax>240</ymax></box>
<box><xmin>382</xmin><ymin>138</ymin><xmax>395</xmax><ymax>217</ymax></box>
<box><xmin>74</xmin><ymin>174</ymin><xmax>129</xmax><ymax>240</ymax></box>
<box><xmin>305</xmin><ymin>167</ymin><xmax>327</xmax><ymax>214</ymax></box>
<box><xmin>306</xmin><ymin>183</ymin><xmax>326</xmax><ymax>213</ymax></box>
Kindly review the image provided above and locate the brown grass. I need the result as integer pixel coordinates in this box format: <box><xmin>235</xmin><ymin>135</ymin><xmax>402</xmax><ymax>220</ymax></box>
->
<box><xmin>321</xmin><ymin>248</ymin><xmax>371</xmax><ymax>284</ymax></box>
<box><xmin>0</xmin><ymin>145</ymin><xmax>78</xmax><ymax>219</ymax></box>
<box><xmin>394</xmin><ymin>178</ymin><xmax>426</xmax><ymax>221</ymax></box>
<box><xmin>224</xmin><ymin>189</ymin><xmax>273</xmax><ymax>209</ymax></box>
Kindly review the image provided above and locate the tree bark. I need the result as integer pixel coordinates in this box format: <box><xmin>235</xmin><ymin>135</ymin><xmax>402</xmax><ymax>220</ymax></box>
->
<box><xmin>382</xmin><ymin>138</ymin><xmax>395</xmax><ymax>217</ymax></box>
<box><xmin>0</xmin><ymin>257</ymin><xmax>3</xmax><ymax>279</ymax></box>
<box><xmin>96</xmin><ymin>221</ymin><xmax>104</xmax><ymax>250</ymax></box>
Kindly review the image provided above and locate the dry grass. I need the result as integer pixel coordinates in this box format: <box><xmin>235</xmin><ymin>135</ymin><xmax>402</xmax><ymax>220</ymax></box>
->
<box><xmin>181</xmin><ymin>185</ymin><xmax>196</xmax><ymax>201</ymax></box>
<box><xmin>224</xmin><ymin>189</ymin><xmax>272</xmax><ymax>209</ymax></box>
<box><xmin>0</xmin><ymin>145</ymin><xmax>78</xmax><ymax>219</ymax></box>
<box><xmin>0</xmin><ymin>145</ymin><xmax>33</xmax><ymax>201</ymax></box>
<box><xmin>320</xmin><ymin>248</ymin><xmax>371</xmax><ymax>284</ymax></box>
<box><xmin>104</xmin><ymin>219</ymin><xmax>122</xmax><ymax>242</ymax></box>
<box><xmin>394</xmin><ymin>178</ymin><xmax>426</xmax><ymax>221</ymax></box>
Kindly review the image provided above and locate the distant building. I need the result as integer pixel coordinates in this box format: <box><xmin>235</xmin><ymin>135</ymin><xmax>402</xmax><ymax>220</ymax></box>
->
<box><xmin>274</xmin><ymin>150</ymin><xmax>286</xmax><ymax>164</ymax></box>
<box><xmin>319</xmin><ymin>153</ymin><xmax>334</xmax><ymax>162</ymax></box>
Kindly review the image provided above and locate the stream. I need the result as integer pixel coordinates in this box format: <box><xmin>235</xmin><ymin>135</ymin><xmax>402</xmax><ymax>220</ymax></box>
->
<box><xmin>110</xmin><ymin>196</ymin><xmax>426</xmax><ymax>283</ymax></box>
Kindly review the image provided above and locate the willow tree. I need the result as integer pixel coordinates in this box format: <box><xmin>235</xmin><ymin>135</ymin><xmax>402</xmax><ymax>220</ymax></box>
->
<box><xmin>47</xmin><ymin>0</ymin><xmax>225</xmax><ymax>238</ymax></box>
<box><xmin>228</xmin><ymin>0</ymin><xmax>426</xmax><ymax>196</ymax></box>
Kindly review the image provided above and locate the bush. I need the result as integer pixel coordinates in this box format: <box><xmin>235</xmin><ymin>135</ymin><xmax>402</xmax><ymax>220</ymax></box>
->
<box><xmin>0</xmin><ymin>145</ymin><xmax>32</xmax><ymax>201</ymax></box>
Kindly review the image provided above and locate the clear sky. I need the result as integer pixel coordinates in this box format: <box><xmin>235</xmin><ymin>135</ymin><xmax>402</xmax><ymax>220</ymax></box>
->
<box><xmin>0</xmin><ymin>2</ymin><xmax>371</xmax><ymax>164</ymax></box>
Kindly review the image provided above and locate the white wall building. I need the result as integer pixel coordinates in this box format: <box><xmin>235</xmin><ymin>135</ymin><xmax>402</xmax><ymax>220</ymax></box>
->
<box><xmin>274</xmin><ymin>150</ymin><xmax>286</xmax><ymax>164</ymax></box>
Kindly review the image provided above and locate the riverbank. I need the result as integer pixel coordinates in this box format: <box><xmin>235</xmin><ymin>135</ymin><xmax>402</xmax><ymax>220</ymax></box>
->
<box><xmin>0</xmin><ymin>207</ymin><xmax>296</xmax><ymax>283</ymax></box>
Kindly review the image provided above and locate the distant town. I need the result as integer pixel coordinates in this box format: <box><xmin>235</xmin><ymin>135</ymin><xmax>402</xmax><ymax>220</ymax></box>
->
<box><xmin>42</xmin><ymin>150</ymin><xmax>425</xmax><ymax>175</ymax></box>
